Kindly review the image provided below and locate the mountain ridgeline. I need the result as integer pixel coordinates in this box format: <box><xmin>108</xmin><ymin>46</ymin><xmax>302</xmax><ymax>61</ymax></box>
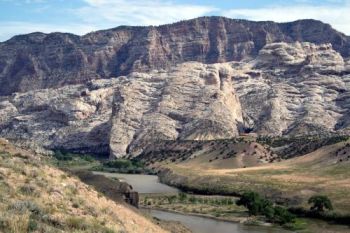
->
<box><xmin>0</xmin><ymin>17</ymin><xmax>349</xmax><ymax>96</ymax></box>
<box><xmin>1</xmin><ymin>17</ymin><xmax>350</xmax><ymax>158</ymax></box>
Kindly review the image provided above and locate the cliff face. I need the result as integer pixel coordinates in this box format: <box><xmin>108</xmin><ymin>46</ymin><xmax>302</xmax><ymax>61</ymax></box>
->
<box><xmin>0</xmin><ymin>62</ymin><xmax>243</xmax><ymax>157</ymax></box>
<box><xmin>109</xmin><ymin>63</ymin><xmax>243</xmax><ymax>157</ymax></box>
<box><xmin>1</xmin><ymin>42</ymin><xmax>350</xmax><ymax>158</ymax></box>
<box><xmin>1</xmin><ymin>17</ymin><xmax>350</xmax><ymax>157</ymax></box>
<box><xmin>0</xmin><ymin>17</ymin><xmax>349</xmax><ymax>96</ymax></box>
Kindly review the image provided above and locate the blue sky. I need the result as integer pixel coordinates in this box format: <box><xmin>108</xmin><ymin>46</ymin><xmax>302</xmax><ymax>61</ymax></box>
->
<box><xmin>0</xmin><ymin>0</ymin><xmax>349</xmax><ymax>42</ymax></box>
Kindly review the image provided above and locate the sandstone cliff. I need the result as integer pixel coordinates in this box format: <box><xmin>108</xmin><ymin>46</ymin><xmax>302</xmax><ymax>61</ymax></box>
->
<box><xmin>1</xmin><ymin>42</ymin><xmax>350</xmax><ymax>157</ymax></box>
<box><xmin>0</xmin><ymin>17</ymin><xmax>349</xmax><ymax>96</ymax></box>
<box><xmin>0</xmin><ymin>62</ymin><xmax>243</xmax><ymax>157</ymax></box>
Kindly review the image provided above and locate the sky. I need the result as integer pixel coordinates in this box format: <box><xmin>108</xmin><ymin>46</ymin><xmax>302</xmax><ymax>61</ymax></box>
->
<box><xmin>0</xmin><ymin>0</ymin><xmax>350</xmax><ymax>42</ymax></box>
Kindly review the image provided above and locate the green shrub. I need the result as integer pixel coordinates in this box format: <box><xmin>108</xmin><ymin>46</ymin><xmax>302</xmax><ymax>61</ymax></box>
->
<box><xmin>167</xmin><ymin>195</ymin><xmax>177</xmax><ymax>204</ymax></box>
<box><xmin>53</xmin><ymin>151</ymin><xmax>96</xmax><ymax>163</ymax></box>
<box><xmin>28</xmin><ymin>219</ymin><xmax>38</xmax><ymax>232</ymax></box>
<box><xmin>104</xmin><ymin>159</ymin><xmax>133</xmax><ymax>169</ymax></box>
<box><xmin>272</xmin><ymin>206</ymin><xmax>296</xmax><ymax>224</ymax></box>
<box><xmin>236</xmin><ymin>191</ymin><xmax>295</xmax><ymax>225</ymax></box>
<box><xmin>53</xmin><ymin>151</ymin><xmax>73</xmax><ymax>161</ymax></box>
<box><xmin>236</xmin><ymin>191</ymin><xmax>266</xmax><ymax>215</ymax></box>
<box><xmin>178</xmin><ymin>193</ymin><xmax>187</xmax><ymax>202</ymax></box>
<box><xmin>283</xmin><ymin>219</ymin><xmax>307</xmax><ymax>231</ymax></box>
<box><xmin>19</xmin><ymin>185</ymin><xmax>37</xmax><ymax>196</ymax></box>
<box><xmin>308</xmin><ymin>195</ymin><xmax>333</xmax><ymax>213</ymax></box>
<box><xmin>189</xmin><ymin>196</ymin><xmax>197</xmax><ymax>204</ymax></box>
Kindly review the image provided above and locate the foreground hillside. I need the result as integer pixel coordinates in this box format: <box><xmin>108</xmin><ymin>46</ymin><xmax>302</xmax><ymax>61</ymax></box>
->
<box><xmin>158</xmin><ymin>139</ymin><xmax>350</xmax><ymax>214</ymax></box>
<box><xmin>0</xmin><ymin>138</ymin><xmax>167</xmax><ymax>233</ymax></box>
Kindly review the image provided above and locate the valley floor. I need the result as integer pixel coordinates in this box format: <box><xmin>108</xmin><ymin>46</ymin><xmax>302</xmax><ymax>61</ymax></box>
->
<box><xmin>150</xmin><ymin>140</ymin><xmax>350</xmax><ymax>232</ymax></box>
<box><xmin>159</xmin><ymin>140</ymin><xmax>350</xmax><ymax>214</ymax></box>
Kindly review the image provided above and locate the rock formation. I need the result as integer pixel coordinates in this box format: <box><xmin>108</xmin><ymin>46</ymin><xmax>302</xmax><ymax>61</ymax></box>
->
<box><xmin>0</xmin><ymin>17</ymin><xmax>350</xmax><ymax>158</ymax></box>
<box><xmin>109</xmin><ymin>63</ymin><xmax>243</xmax><ymax>157</ymax></box>
<box><xmin>234</xmin><ymin>42</ymin><xmax>350</xmax><ymax>136</ymax></box>
<box><xmin>0</xmin><ymin>62</ymin><xmax>243</xmax><ymax>157</ymax></box>
<box><xmin>0</xmin><ymin>17</ymin><xmax>349</xmax><ymax>96</ymax></box>
<box><xmin>0</xmin><ymin>41</ymin><xmax>349</xmax><ymax>157</ymax></box>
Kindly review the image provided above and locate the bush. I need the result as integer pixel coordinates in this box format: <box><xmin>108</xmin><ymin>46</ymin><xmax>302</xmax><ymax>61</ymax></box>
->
<box><xmin>28</xmin><ymin>219</ymin><xmax>38</xmax><ymax>232</ymax></box>
<box><xmin>19</xmin><ymin>185</ymin><xmax>37</xmax><ymax>196</ymax></box>
<box><xmin>104</xmin><ymin>159</ymin><xmax>133</xmax><ymax>169</ymax></box>
<box><xmin>53</xmin><ymin>151</ymin><xmax>96</xmax><ymax>163</ymax></box>
<box><xmin>283</xmin><ymin>219</ymin><xmax>307</xmax><ymax>231</ymax></box>
<box><xmin>167</xmin><ymin>195</ymin><xmax>177</xmax><ymax>204</ymax></box>
<box><xmin>53</xmin><ymin>151</ymin><xmax>73</xmax><ymax>161</ymax></box>
<box><xmin>100</xmin><ymin>159</ymin><xmax>153</xmax><ymax>174</ymax></box>
<box><xmin>0</xmin><ymin>212</ymin><xmax>29</xmax><ymax>233</ymax></box>
<box><xmin>236</xmin><ymin>191</ymin><xmax>295</xmax><ymax>225</ymax></box>
<box><xmin>272</xmin><ymin>206</ymin><xmax>296</xmax><ymax>224</ymax></box>
<box><xmin>8</xmin><ymin>200</ymin><xmax>43</xmax><ymax>216</ymax></box>
<box><xmin>236</xmin><ymin>191</ymin><xmax>265</xmax><ymax>215</ymax></box>
<box><xmin>308</xmin><ymin>195</ymin><xmax>333</xmax><ymax>213</ymax></box>
<box><xmin>65</xmin><ymin>217</ymin><xmax>88</xmax><ymax>230</ymax></box>
<box><xmin>178</xmin><ymin>193</ymin><xmax>187</xmax><ymax>202</ymax></box>
<box><xmin>189</xmin><ymin>196</ymin><xmax>197</xmax><ymax>204</ymax></box>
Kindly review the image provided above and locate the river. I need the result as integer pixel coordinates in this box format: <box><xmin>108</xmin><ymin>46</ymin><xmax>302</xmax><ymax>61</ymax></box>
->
<box><xmin>93</xmin><ymin>172</ymin><xmax>292</xmax><ymax>233</ymax></box>
<box><xmin>92</xmin><ymin>171</ymin><xmax>179</xmax><ymax>193</ymax></box>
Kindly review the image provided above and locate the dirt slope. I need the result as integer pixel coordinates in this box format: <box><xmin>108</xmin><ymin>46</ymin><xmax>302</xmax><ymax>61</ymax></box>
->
<box><xmin>0</xmin><ymin>138</ymin><xmax>167</xmax><ymax>233</ymax></box>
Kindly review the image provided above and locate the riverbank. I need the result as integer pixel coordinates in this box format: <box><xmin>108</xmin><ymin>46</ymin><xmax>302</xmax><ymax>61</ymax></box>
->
<box><xmin>139</xmin><ymin>192</ymin><xmax>308</xmax><ymax>231</ymax></box>
<box><xmin>142</xmin><ymin>208</ymin><xmax>290</xmax><ymax>233</ymax></box>
<box><xmin>154</xmin><ymin>143</ymin><xmax>350</xmax><ymax>232</ymax></box>
<box><xmin>140</xmin><ymin>193</ymin><xmax>249</xmax><ymax>223</ymax></box>
<box><xmin>93</xmin><ymin>172</ymin><xmax>293</xmax><ymax>233</ymax></box>
<box><xmin>47</xmin><ymin>146</ymin><xmax>350</xmax><ymax>232</ymax></box>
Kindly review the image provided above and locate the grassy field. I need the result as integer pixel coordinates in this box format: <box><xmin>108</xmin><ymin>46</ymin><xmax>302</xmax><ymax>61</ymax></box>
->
<box><xmin>140</xmin><ymin>193</ymin><xmax>249</xmax><ymax>222</ymax></box>
<box><xmin>158</xmin><ymin>139</ymin><xmax>350</xmax><ymax>218</ymax></box>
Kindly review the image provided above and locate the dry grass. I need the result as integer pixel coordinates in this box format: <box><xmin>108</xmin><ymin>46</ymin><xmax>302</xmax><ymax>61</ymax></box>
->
<box><xmin>160</xmin><ymin>140</ymin><xmax>350</xmax><ymax>214</ymax></box>
<box><xmin>0</xmin><ymin>138</ymin><xmax>167</xmax><ymax>233</ymax></box>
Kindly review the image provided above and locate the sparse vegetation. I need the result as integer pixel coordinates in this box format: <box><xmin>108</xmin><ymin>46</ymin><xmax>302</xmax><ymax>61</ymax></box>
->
<box><xmin>140</xmin><ymin>193</ymin><xmax>246</xmax><ymax>222</ymax></box>
<box><xmin>257</xmin><ymin>135</ymin><xmax>349</xmax><ymax>158</ymax></box>
<box><xmin>0</xmin><ymin>139</ymin><xmax>164</xmax><ymax>233</ymax></box>
<box><xmin>236</xmin><ymin>191</ymin><xmax>296</xmax><ymax>226</ymax></box>
<box><xmin>156</xmin><ymin>137</ymin><xmax>350</xmax><ymax>232</ymax></box>
<box><xmin>308</xmin><ymin>195</ymin><xmax>333</xmax><ymax>213</ymax></box>
<box><xmin>94</xmin><ymin>158</ymin><xmax>157</xmax><ymax>174</ymax></box>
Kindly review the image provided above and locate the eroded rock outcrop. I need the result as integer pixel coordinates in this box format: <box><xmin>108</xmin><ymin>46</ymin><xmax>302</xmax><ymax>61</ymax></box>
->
<box><xmin>0</xmin><ymin>42</ymin><xmax>350</xmax><ymax>158</ymax></box>
<box><xmin>234</xmin><ymin>42</ymin><xmax>350</xmax><ymax>136</ymax></box>
<box><xmin>109</xmin><ymin>63</ymin><xmax>243</xmax><ymax>157</ymax></box>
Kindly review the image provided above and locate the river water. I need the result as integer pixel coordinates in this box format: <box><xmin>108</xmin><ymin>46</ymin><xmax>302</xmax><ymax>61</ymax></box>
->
<box><xmin>92</xmin><ymin>171</ymin><xmax>179</xmax><ymax>193</ymax></box>
<box><xmin>146</xmin><ymin>209</ymin><xmax>291</xmax><ymax>233</ymax></box>
<box><xmin>94</xmin><ymin>172</ymin><xmax>291</xmax><ymax>233</ymax></box>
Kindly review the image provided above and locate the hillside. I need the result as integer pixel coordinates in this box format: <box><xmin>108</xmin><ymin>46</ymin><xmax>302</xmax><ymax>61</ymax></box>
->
<box><xmin>158</xmin><ymin>139</ymin><xmax>350</xmax><ymax>214</ymax></box>
<box><xmin>137</xmin><ymin>139</ymin><xmax>280</xmax><ymax>169</ymax></box>
<box><xmin>0</xmin><ymin>138</ymin><xmax>167</xmax><ymax>233</ymax></box>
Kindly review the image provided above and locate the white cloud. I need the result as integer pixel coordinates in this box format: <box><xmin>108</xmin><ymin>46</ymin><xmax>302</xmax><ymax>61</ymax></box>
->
<box><xmin>222</xmin><ymin>3</ymin><xmax>350</xmax><ymax>35</ymax></box>
<box><xmin>0</xmin><ymin>0</ymin><xmax>216</xmax><ymax>42</ymax></box>
<box><xmin>76</xmin><ymin>0</ymin><xmax>216</xmax><ymax>26</ymax></box>
<box><xmin>0</xmin><ymin>21</ymin><xmax>96</xmax><ymax>42</ymax></box>
<box><xmin>1</xmin><ymin>0</ymin><xmax>350</xmax><ymax>42</ymax></box>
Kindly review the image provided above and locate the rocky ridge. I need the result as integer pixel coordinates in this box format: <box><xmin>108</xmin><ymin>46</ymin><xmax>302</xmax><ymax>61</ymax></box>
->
<box><xmin>0</xmin><ymin>17</ymin><xmax>349</xmax><ymax>96</ymax></box>
<box><xmin>1</xmin><ymin>42</ymin><xmax>350</xmax><ymax>157</ymax></box>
